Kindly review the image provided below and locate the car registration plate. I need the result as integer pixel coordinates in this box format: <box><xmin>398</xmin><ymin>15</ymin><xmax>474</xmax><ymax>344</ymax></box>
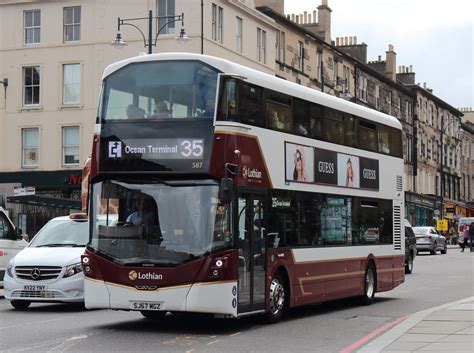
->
<box><xmin>130</xmin><ymin>301</ymin><xmax>164</xmax><ymax>311</ymax></box>
<box><xmin>24</xmin><ymin>285</ymin><xmax>45</xmax><ymax>291</ymax></box>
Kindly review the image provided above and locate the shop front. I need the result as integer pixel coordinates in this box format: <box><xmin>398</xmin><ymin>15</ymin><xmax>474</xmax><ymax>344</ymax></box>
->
<box><xmin>405</xmin><ymin>192</ymin><xmax>438</xmax><ymax>227</ymax></box>
<box><xmin>0</xmin><ymin>170</ymin><xmax>82</xmax><ymax>237</ymax></box>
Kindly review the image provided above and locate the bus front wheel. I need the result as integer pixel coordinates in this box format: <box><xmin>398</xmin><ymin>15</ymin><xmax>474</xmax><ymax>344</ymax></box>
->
<box><xmin>140</xmin><ymin>310</ymin><xmax>167</xmax><ymax>320</ymax></box>
<box><xmin>359</xmin><ymin>263</ymin><xmax>376</xmax><ymax>305</ymax></box>
<box><xmin>266</xmin><ymin>272</ymin><xmax>287</xmax><ymax>323</ymax></box>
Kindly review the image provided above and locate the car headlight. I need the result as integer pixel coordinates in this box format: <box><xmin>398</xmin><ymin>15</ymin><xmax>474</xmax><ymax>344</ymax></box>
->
<box><xmin>6</xmin><ymin>262</ymin><xmax>14</xmax><ymax>278</ymax></box>
<box><xmin>63</xmin><ymin>263</ymin><xmax>83</xmax><ymax>278</ymax></box>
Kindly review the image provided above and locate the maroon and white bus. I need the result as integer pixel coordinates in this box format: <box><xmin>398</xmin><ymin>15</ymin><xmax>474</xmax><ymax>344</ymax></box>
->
<box><xmin>82</xmin><ymin>53</ymin><xmax>405</xmax><ymax>322</ymax></box>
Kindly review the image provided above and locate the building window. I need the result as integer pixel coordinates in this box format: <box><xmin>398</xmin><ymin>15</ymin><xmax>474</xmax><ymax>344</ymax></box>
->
<box><xmin>375</xmin><ymin>84</ymin><xmax>380</xmax><ymax>109</ymax></box>
<box><xmin>297</xmin><ymin>41</ymin><xmax>304</xmax><ymax>71</ymax></box>
<box><xmin>257</xmin><ymin>28</ymin><xmax>266</xmax><ymax>63</ymax></box>
<box><xmin>22</xmin><ymin>128</ymin><xmax>39</xmax><ymax>168</ymax></box>
<box><xmin>316</xmin><ymin>51</ymin><xmax>322</xmax><ymax>82</ymax></box>
<box><xmin>397</xmin><ymin>97</ymin><xmax>401</xmax><ymax>117</ymax></box>
<box><xmin>276</xmin><ymin>30</ymin><xmax>285</xmax><ymax>63</ymax></box>
<box><xmin>23</xmin><ymin>66</ymin><xmax>40</xmax><ymax>106</ymax></box>
<box><xmin>157</xmin><ymin>0</ymin><xmax>175</xmax><ymax>34</ymax></box>
<box><xmin>24</xmin><ymin>10</ymin><xmax>40</xmax><ymax>44</ymax></box>
<box><xmin>212</xmin><ymin>4</ymin><xmax>223</xmax><ymax>43</ymax></box>
<box><xmin>343</xmin><ymin>65</ymin><xmax>350</xmax><ymax>92</ymax></box>
<box><xmin>64</xmin><ymin>6</ymin><xmax>81</xmax><ymax>42</ymax></box>
<box><xmin>358</xmin><ymin>76</ymin><xmax>367</xmax><ymax>102</ymax></box>
<box><xmin>333</xmin><ymin>58</ymin><xmax>338</xmax><ymax>82</ymax></box>
<box><xmin>236</xmin><ymin>17</ymin><xmax>242</xmax><ymax>53</ymax></box>
<box><xmin>387</xmin><ymin>91</ymin><xmax>392</xmax><ymax>115</ymax></box>
<box><xmin>63</xmin><ymin>64</ymin><xmax>81</xmax><ymax>104</ymax></box>
<box><xmin>62</xmin><ymin>126</ymin><xmax>80</xmax><ymax>166</ymax></box>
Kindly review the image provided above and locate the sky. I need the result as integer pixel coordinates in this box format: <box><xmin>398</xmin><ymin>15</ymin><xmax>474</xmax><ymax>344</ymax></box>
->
<box><xmin>284</xmin><ymin>0</ymin><xmax>473</xmax><ymax>109</ymax></box>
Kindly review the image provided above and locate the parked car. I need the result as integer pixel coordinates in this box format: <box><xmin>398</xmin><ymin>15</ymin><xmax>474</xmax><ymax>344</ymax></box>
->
<box><xmin>3</xmin><ymin>213</ymin><xmax>88</xmax><ymax>309</ymax></box>
<box><xmin>413</xmin><ymin>226</ymin><xmax>447</xmax><ymax>255</ymax></box>
<box><xmin>404</xmin><ymin>220</ymin><xmax>416</xmax><ymax>274</ymax></box>
<box><xmin>0</xmin><ymin>207</ymin><xmax>28</xmax><ymax>288</ymax></box>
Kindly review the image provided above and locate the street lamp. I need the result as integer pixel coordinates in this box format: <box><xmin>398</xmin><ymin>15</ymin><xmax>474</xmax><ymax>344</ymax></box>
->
<box><xmin>439</xmin><ymin>116</ymin><xmax>461</xmax><ymax>220</ymax></box>
<box><xmin>111</xmin><ymin>10</ymin><xmax>187</xmax><ymax>54</ymax></box>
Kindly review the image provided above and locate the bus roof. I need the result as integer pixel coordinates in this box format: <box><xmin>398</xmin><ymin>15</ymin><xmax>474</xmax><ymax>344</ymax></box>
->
<box><xmin>103</xmin><ymin>52</ymin><xmax>402</xmax><ymax>130</ymax></box>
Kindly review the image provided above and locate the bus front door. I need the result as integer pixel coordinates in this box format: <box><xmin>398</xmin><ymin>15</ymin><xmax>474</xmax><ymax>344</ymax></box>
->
<box><xmin>237</xmin><ymin>193</ymin><xmax>266</xmax><ymax>314</ymax></box>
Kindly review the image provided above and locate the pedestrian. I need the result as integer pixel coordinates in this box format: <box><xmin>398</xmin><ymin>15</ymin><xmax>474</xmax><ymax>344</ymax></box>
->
<box><xmin>459</xmin><ymin>224</ymin><xmax>469</xmax><ymax>252</ymax></box>
<box><xmin>469</xmin><ymin>222</ymin><xmax>474</xmax><ymax>252</ymax></box>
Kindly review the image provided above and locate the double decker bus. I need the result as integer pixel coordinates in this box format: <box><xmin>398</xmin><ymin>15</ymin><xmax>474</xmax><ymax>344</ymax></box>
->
<box><xmin>82</xmin><ymin>53</ymin><xmax>405</xmax><ymax>322</ymax></box>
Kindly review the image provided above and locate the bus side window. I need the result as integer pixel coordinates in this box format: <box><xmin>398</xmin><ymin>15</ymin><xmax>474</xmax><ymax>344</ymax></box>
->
<box><xmin>217</xmin><ymin>78</ymin><xmax>238</xmax><ymax>122</ymax></box>
<box><xmin>293</xmin><ymin>99</ymin><xmax>309</xmax><ymax>136</ymax></box>
<box><xmin>359</xmin><ymin>120</ymin><xmax>378</xmax><ymax>152</ymax></box>
<box><xmin>344</xmin><ymin>114</ymin><xmax>357</xmax><ymax>147</ymax></box>
<box><xmin>322</xmin><ymin>108</ymin><xmax>344</xmax><ymax>144</ymax></box>
<box><xmin>309</xmin><ymin>103</ymin><xmax>322</xmax><ymax>139</ymax></box>
<box><xmin>377</xmin><ymin>125</ymin><xmax>391</xmax><ymax>154</ymax></box>
<box><xmin>240</xmin><ymin>83</ymin><xmax>264</xmax><ymax>127</ymax></box>
<box><xmin>390</xmin><ymin>128</ymin><xmax>403</xmax><ymax>158</ymax></box>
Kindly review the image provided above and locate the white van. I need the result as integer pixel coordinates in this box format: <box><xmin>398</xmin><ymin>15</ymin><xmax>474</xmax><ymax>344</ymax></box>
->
<box><xmin>0</xmin><ymin>207</ymin><xmax>28</xmax><ymax>287</ymax></box>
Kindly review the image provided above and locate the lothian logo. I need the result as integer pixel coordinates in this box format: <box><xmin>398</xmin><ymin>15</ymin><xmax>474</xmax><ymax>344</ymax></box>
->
<box><xmin>128</xmin><ymin>270</ymin><xmax>163</xmax><ymax>281</ymax></box>
<box><xmin>242</xmin><ymin>165</ymin><xmax>262</xmax><ymax>180</ymax></box>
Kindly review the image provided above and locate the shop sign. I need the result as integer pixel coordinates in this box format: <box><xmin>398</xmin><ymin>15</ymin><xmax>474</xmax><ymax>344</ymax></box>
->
<box><xmin>13</xmin><ymin>186</ymin><xmax>35</xmax><ymax>196</ymax></box>
<box><xmin>436</xmin><ymin>219</ymin><xmax>448</xmax><ymax>232</ymax></box>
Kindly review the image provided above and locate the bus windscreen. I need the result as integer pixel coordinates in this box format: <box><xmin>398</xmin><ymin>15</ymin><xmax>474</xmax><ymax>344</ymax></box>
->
<box><xmin>100</xmin><ymin>61</ymin><xmax>219</xmax><ymax>121</ymax></box>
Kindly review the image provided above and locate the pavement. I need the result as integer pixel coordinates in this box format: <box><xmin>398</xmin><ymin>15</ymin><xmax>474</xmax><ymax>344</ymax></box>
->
<box><xmin>358</xmin><ymin>296</ymin><xmax>474</xmax><ymax>353</ymax></box>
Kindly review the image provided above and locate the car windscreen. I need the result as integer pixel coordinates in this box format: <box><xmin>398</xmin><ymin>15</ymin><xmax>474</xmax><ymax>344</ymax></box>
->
<box><xmin>413</xmin><ymin>227</ymin><xmax>430</xmax><ymax>235</ymax></box>
<box><xmin>29</xmin><ymin>219</ymin><xmax>89</xmax><ymax>247</ymax></box>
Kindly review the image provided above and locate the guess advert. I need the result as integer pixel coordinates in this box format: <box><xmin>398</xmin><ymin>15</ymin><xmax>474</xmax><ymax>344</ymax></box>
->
<box><xmin>285</xmin><ymin>142</ymin><xmax>379</xmax><ymax>190</ymax></box>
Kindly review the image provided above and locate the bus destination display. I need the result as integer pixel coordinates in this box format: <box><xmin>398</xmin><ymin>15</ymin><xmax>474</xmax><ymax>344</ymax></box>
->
<box><xmin>108</xmin><ymin>138</ymin><xmax>204</xmax><ymax>160</ymax></box>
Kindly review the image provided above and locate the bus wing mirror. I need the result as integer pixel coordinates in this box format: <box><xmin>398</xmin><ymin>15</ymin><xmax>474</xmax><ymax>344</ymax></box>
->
<box><xmin>219</xmin><ymin>178</ymin><xmax>233</xmax><ymax>204</ymax></box>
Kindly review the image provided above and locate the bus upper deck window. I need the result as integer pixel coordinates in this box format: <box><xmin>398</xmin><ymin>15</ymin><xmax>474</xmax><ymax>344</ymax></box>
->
<box><xmin>218</xmin><ymin>79</ymin><xmax>238</xmax><ymax>121</ymax></box>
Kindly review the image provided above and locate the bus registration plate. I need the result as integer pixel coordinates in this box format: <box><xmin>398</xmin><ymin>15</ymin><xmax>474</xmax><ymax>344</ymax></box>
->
<box><xmin>130</xmin><ymin>301</ymin><xmax>163</xmax><ymax>311</ymax></box>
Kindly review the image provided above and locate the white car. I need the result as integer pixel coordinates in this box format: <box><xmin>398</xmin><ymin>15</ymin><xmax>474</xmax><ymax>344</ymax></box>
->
<box><xmin>3</xmin><ymin>214</ymin><xmax>88</xmax><ymax>309</ymax></box>
<box><xmin>0</xmin><ymin>207</ymin><xmax>28</xmax><ymax>288</ymax></box>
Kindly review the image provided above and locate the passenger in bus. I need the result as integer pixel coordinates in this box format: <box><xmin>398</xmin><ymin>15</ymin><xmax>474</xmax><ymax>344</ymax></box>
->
<box><xmin>293</xmin><ymin>148</ymin><xmax>307</xmax><ymax>182</ymax></box>
<box><xmin>126</xmin><ymin>104</ymin><xmax>146</xmax><ymax>119</ymax></box>
<box><xmin>153</xmin><ymin>101</ymin><xmax>171</xmax><ymax>118</ymax></box>
<box><xmin>270</xmin><ymin>110</ymin><xmax>285</xmax><ymax>130</ymax></box>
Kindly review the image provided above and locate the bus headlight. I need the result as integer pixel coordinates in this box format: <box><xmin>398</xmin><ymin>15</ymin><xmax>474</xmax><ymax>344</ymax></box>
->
<box><xmin>6</xmin><ymin>262</ymin><xmax>13</xmax><ymax>278</ymax></box>
<box><xmin>63</xmin><ymin>263</ymin><xmax>83</xmax><ymax>278</ymax></box>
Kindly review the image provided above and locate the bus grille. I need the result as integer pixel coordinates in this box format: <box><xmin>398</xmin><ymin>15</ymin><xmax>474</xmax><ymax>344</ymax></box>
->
<box><xmin>10</xmin><ymin>290</ymin><xmax>64</xmax><ymax>299</ymax></box>
<box><xmin>15</xmin><ymin>266</ymin><xmax>62</xmax><ymax>281</ymax></box>
<box><xmin>393</xmin><ymin>206</ymin><xmax>402</xmax><ymax>250</ymax></box>
<box><xmin>396</xmin><ymin>175</ymin><xmax>403</xmax><ymax>191</ymax></box>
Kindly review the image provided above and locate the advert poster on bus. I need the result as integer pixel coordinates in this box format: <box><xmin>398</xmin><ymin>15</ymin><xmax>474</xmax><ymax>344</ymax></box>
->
<box><xmin>285</xmin><ymin>142</ymin><xmax>379</xmax><ymax>190</ymax></box>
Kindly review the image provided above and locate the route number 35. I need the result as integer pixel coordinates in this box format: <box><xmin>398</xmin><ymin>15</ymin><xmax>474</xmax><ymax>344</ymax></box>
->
<box><xmin>180</xmin><ymin>139</ymin><xmax>204</xmax><ymax>158</ymax></box>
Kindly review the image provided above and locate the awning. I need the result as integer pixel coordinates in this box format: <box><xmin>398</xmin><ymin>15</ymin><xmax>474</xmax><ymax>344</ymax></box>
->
<box><xmin>7</xmin><ymin>196</ymin><xmax>81</xmax><ymax>210</ymax></box>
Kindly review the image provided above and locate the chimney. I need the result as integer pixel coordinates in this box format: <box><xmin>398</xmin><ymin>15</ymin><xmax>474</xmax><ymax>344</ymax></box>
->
<box><xmin>317</xmin><ymin>0</ymin><xmax>332</xmax><ymax>44</ymax></box>
<box><xmin>386</xmin><ymin>44</ymin><xmax>396</xmax><ymax>81</ymax></box>
<box><xmin>396</xmin><ymin>64</ymin><xmax>416</xmax><ymax>85</ymax></box>
<box><xmin>254</xmin><ymin>0</ymin><xmax>285</xmax><ymax>14</ymax></box>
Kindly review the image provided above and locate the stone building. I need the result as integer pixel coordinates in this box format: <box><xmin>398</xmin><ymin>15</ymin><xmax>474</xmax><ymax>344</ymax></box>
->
<box><xmin>0</xmin><ymin>0</ymin><xmax>277</xmax><ymax>234</ymax></box>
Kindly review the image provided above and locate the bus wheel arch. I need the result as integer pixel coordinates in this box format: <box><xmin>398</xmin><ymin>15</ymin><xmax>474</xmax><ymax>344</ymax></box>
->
<box><xmin>359</xmin><ymin>260</ymin><xmax>377</xmax><ymax>305</ymax></box>
<box><xmin>266</xmin><ymin>267</ymin><xmax>289</xmax><ymax>323</ymax></box>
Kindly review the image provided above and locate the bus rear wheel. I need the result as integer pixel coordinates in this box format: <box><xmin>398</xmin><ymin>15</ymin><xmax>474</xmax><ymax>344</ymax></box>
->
<box><xmin>266</xmin><ymin>272</ymin><xmax>287</xmax><ymax>323</ymax></box>
<box><xmin>359</xmin><ymin>263</ymin><xmax>376</xmax><ymax>305</ymax></box>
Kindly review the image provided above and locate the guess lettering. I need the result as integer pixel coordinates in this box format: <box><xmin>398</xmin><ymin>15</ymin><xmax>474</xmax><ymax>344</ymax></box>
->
<box><xmin>318</xmin><ymin>161</ymin><xmax>335</xmax><ymax>174</ymax></box>
<box><xmin>363</xmin><ymin>168</ymin><xmax>377</xmax><ymax>180</ymax></box>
